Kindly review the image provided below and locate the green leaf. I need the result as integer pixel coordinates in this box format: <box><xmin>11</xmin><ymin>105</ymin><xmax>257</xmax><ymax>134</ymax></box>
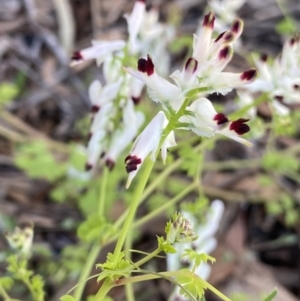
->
<box><xmin>261</xmin><ymin>288</ymin><xmax>277</xmax><ymax>301</ymax></box>
<box><xmin>0</xmin><ymin>83</ymin><xmax>19</xmax><ymax>105</ymax></box>
<box><xmin>276</xmin><ymin>18</ymin><xmax>296</xmax><ymax>35</ymax></box>
<box><xmin>60</xmin><ymin>296</ymin><xmax>76</xmax><ymax>301</ymax></box>
<box><xmin>77</xmin><ymin>214</ymin><xmax>114</xmax><ymax>243</ymax></box>
<box><xmin>182</xmin><ymin>249</ymin><xmax>215</xmax><ymax>268</ymax></box>
<box><xmin>0</xmin><ymin>276</ymin><xmax>14</xmax><ymax>290</ymax></box>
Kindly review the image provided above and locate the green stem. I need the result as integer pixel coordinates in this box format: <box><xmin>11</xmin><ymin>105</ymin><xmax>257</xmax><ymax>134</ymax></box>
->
<box><xmin>114</xmin><ymin>158</ymin><xmax>155</xmax><ymax>257</ymax></box>
<box><xmin>133</xmin><ymin>183</ymin><xmax>196</xmax><ymax>230</ymax></box>
<box><xmin>125</xmin><ymin>227</ymin><xmax>135</xmax><ymax>301</ymax></box>
<box><xmin>0</xmin><ymin>282</ymin><xmax>13</xmax><ymax>301</ymax></box>
<box><xmin>98</xmin><ymin>167</ymin><xmax>109</xmax><ymax>217</ymax></box>
<box><xmin>94</xmin><ymin>278</ymin><xmax>112</xmax><ymax>301</ymax></box>
<box><xmin>73</xmin><ymin>167</ymin><xmax>109</xmax><ymax>300</ymax></box>
<box><xmin>134</xmin><ymin>248</ymin><xmax>161</xmax><ymax>268</ymax></box>
<box><xmin>73</xmin><ymin>243</ymin><xmax>101</xmax><ymax>300</ymax></box>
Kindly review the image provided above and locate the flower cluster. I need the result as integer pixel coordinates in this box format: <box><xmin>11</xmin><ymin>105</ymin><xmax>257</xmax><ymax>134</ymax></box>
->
<box><xmin>239</xmin><ymin>36</ymin><xmax>300</xmax><ymax>116</ymax></box>
<box><xmin>5</xmin><ymin>222</ymin><xmax>34</xmax><ymax>256</ymax></box>
<box><xmin>70</xmin><ymin>0</ymin><xmax>174</xmax><ymax>171</ymax></box>
<box><xmin>207</xmin><ymin>0</ymin><xmax>246</xmax><ymax>33</ymax></box>
<box><xmin>167</xmin><ymin>200</ymin><xmax>224</xmax><ymax>301</ymax></box>
<box><xmin>124</xmin><ymin>11</ymin><xmax>257</xmax><ymax>187</ymax></box>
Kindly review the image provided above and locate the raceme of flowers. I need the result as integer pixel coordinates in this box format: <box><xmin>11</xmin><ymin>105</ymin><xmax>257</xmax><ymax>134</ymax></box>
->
<box><xmin>70</xmin><ymin>0</ymin><xmax>174</xmax><ymax>172</ymax></box>
<box><xmin>240</xmin><ymin>36</ymin><xmax>300</xmax><ymax>116</ymax></box>
<box><xmin>124</xmin><ymin>11</ymin><xmax>257</xmax><ymax>187</ymax></box>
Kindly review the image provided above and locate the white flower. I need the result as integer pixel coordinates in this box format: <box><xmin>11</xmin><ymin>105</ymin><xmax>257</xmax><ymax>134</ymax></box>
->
<box><xmin>124</xmin><ymin>56</ymin><xmax>183</xmax><ymax>110</ymax></box>
<box><xmin>125</xmin><ymin>111</ymin><xmax>176</xmax><ymax>188</ymax></box>
<box><xmin>182</xmin><ymin>98</ymin><xmax>252</xmax><ymax>147</ymax></box>
<box><xmin>105</xmin><ymin>100</ymin><xmax>145</xmax><ymax>170</ymax></box>
<box><xmin>246</xmin><ymin>37</ymin><xmax>300</xmax><ymax>108</ymax></box>
<box><xmin>124</xmin><ymin>0</ymin><xmax>146</xmax><ymax>54</ymax></box>
<box><xmin>126</xmin><ymin>12</ymin><xmax>256</xmax><ymax>107</ymax></box>
<box><xmin>86</xmin><ymin>130</ymin><xmax>107</xmax><ymax>170</ymax></box>
<box><xmin>89</xmin><ymin>79</ymin><xmax>122</xmax><ymax>112</ymax></box>
<box><xmin>70</xmin><ymin>40</ymin><xmax>125</xmax><ymax>66</ymax></box>
<box><xmin>207</xmin><ymin>0</ymin><xmax>246</xmax><ymax>33</ymax></box>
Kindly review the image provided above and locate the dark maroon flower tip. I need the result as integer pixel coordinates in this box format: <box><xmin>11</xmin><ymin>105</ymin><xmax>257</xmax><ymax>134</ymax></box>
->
<box><xmin>231</xmin><ymin>19</ymin><xmax>242</xmax><ymax>34</ymax></box>
<box><xmin>290</xmin><ymin>37</ymin><xmax>296</xmax><ymax>46</ymax></box>
<box><xmin>219</xmin><ymin>46</ymin><xmax>230</xmax><ymax>59</ymax></box>
<box><xmin>260</xmin><ymin>53</ymin><xmax>268</xmax><ymax>62</ymax></box>
<box><xmin>203</xmin><ymin>11</ymin><xmax>215</xmax><ymax>29</ymax></box>
<box><xmin>106</xmin><ymin>159</ymin><xmax>115</xmax><ymax>171</ymax></box>
<box><xmin>91</xmin><ymin>105</ymin><xmax>100</xmax><ymax>113</ymax></box>
<box><xmin>230</xmin><ymin>118</ymin><xmax>250</xmax><ymax>135</ymax></box>
<box><xmin>137</xmin><ymin>0</ymin><xmax>146</xmax><ymax>2</ymax></box>
<box><xmin>137</xmin><ymin>55</ymin><xmax>154</xmax><ymax>76</ymax></box>
<box><xmin>214</xmin><ymin>113</ymin><xmax>229</xmax><ymax>125</ymax></box>
<box><xmin>71</xmin><ymin>51</ymin><xmax>83</xmax><ymax>61</ymax></box>
<box><xmin>274</xmin><ymin>95</ymin><xmax>284</xmax><ymax>102</ymax></box>
<box><xmin>241</xmin><ymin>69</ymin><xmax>257</xmax><ymax>81</ymax></box>
<box><xmin>125</xmin><ymin>155</ymin><xmax>142</xmax><ymax>173</ymax></box>
<box><xmin>293</xmin><ymin>84</ymin><xmax>299</xmax><ymax>90</ymax></box>
<box><xmin>85</xmin><ymin>163</ymin><xmax>93</xmax><ymax>171</ymax></box>
<box><xmin>132</xmin><ymin>96</ymin><xmax>141</xmax><ymax>105</ymax></box>
<box><xmin>215</xmin><ymin>32</ymin><xmax>225</xmax><ymax>42</ymax></box>
<box><xmin>185</xmin><ymin>58</ymin><xmax>198</xmax><ymax>73</ymax></box>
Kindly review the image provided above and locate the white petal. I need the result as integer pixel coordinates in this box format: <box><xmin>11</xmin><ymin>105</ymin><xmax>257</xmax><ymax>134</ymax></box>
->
<box><xmin>217</xmin><ymin>126</ymin><xmax>253</xmax><ymax>147</ymax></box>
<box><xmin>89</xmin><ymin>80</ymin><xmax>102</xmax><ymax>105</ymax></box>
<box><xmin>126</xmin><ymin>111</ymin><xmax>166</xmax><ymax>188</ymax></box>
<box><xmin>125</xmin><ymin>0</ymin><xmax>146</xmax><ymax>53</ymax></box>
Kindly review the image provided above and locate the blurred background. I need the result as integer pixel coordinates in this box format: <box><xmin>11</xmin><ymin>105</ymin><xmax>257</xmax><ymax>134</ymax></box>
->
<box><xmin>0</xmin><ymin>0</ymin><xmax>300</xmax><ymax>300</ymax></box>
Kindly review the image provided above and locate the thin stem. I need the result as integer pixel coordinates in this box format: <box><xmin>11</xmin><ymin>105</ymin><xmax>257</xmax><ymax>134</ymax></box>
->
<box><xmin>134</xmin><ymin>248</ymin><xmax>161</xmax><ymax>268</ymax></box>
<box><xmin>0</xmin><ymin>282</ymin><xmax>13</xmax><ymax>301</ymax></box>
<box><xmin>133</xmin><ymin>183</ymin><xmax>197</xmax><ymax>230</ymax></box>
<box><xmin>73</xmin><ymin>167</ymin><xmax>109</xmax><ymax>300</ymax></box>
<box><xmin>125</xmin><ymin>227</ymin><xmax>135</xmax><ymax>301</ymax></box>
<box><xmin>73</xmin><ymin>244</ymin><xmax>100</xmax><ymax>300</ymax></box>
<box><xmin>94</xmin><ymin>278</ymin><xmax>112</xmax><ymax>301</ymax></box>
<box><xmin>98</xmin><ymin>167</ymin><xmax>109</xmax><ymax>217</ymax></box>
<box><xmin>114</xmin><ymin>158</ymin><xmax>155</xmax><ymax>257</ymax></box>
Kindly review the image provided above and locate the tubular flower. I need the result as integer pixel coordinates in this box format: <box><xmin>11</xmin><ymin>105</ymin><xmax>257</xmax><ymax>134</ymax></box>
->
<box><xmin>124</xmin><ymin>0</ymin><xmax>146</xmax><ymax>54</ymax></box>
<box><xmin>89</xmin><ymin>79</ymin><xmax>122</xmax><ymax>113</ymax></box>
<box><xmin>182</xmin><ymin>98</ymin><xmax>252</xmax><ymax>146</ymax></box>
<box><xmin>243</xmin><ymin>36</ymin><xmax>300</xmax><ymax>115</ymax></box>
<box><xmin>207</xmin><ymin>0</ymin><xmax>246</xmax><ymax>33</ymax></box>
<box><xmin>70</xmin><ymin>40</ymin><xmax>126</xmax><ymax>67</ymax></box>
<box><xmin>126</xmin><ymin>12</ymin><xmax>257</xmax><ymax>105</ymax></box>
<box><xmin>125</xmin><ymin>111</ymin><xmax>176</xmax><ymax>188</ymax></box>
<box><xmin>105</xmin><ymin>100</ymin><xmax>145</xmax><ymax>170</ymax></box>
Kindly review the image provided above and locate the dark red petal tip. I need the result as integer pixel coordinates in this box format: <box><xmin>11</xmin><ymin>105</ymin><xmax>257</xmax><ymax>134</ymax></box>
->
<box><xmin>137</xmin><ymin>0</ymin><xmax>146</xmax><ymax>3</ymax></box>
<box><xmin>293</xmin><ymin>84</ymin><xmax>299</xmax><ymax>90</ymax></box>
<box><xmin>214</xmin><ymin>113</ymin><xmax>229</xmax><ymax>125</ymax></box>
<box><xmin>230</xmin><ymin>118</ymin><xmax>250</xmax><ymax>135</ymax></box>
<box><xmin>215</xmin><ymin>32</ymin><xmax>225</xmax><ymax>42</ymax></box>
<box><xmin>91</xmin><ymin>105</ymin><xmax>100</xmax><ymax>113</ymax></box>
<box><xmin>260</xmin><ymin>53</ymin><xmax>268</xmax><ymax>62</ymax></box>
<box><xmin>132</xmin><ymin>96</ymin><xmax>141</xmax><ymax>105</ymax></box>
<box><xmin>71</xmin><ymin>51</ymin><xmax>83</xmax><ymax>61</ymax></box>
<box><xmin>274</xmin><ymin>95</ymin><xmax>284</xmax><ymax>101</ymax></box>
<box><xmin>219</xmin><ymin>46</ymin><xmax>230</xmax><ymax>59</ymax></box>
<box><xmin>290</xmin><ymin>37</ymin><xmax>296</xmax><ymax>46</ymax></box>
<box><xmin>85</xmin><ymin>163</ymin><xmax>93</xmax><ymax>171</ymax></box>
<box><xmin>137</xmin><ymin>55</ymin><xmax>154</xmax><ymax>76</ymax></box>
<box><xmin>241</xmin><ymin>69</ymin><xmax>257</xmax><ymax>81</ymax></box>
<box><xmin>125</xmin><ymin>155</ymin><xmax>142</xmax><ymax>173</ymax></box>
<box><xmin>106</xmin><ymin>159</ymin><xmax>115</xmax><ymax>171</ymax></box>
<box><xmin>231</xmin><ymin>19</ymin><xmax>242</xmax><ymax>34</ymax></box>
<box><xmin>203</xmin><ymin>11</ymin><xmax>215</xmax><ymax>29</ymax></box>
<box><xmin>185</xmin><ymin>58</ymin><xmax>198</xmax><ymax>73</ymax></box>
